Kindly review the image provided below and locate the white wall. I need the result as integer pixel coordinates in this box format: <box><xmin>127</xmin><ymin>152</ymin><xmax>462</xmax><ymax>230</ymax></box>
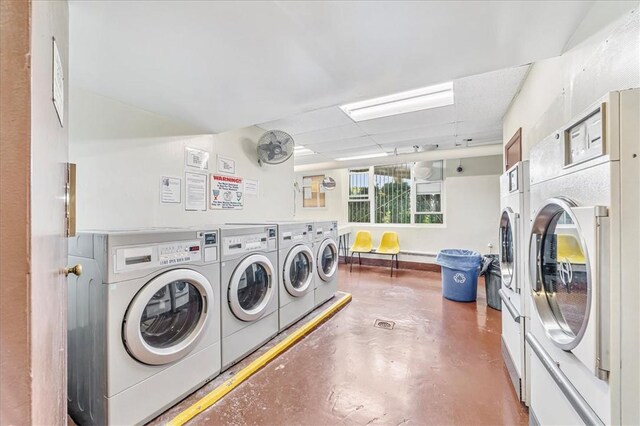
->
<box><xmin>294</xmin><ymin>155</ymin><xmax>502</xmax><ymax>262</ymax></box>
<box><xmin>70</xmin><ymin>88</ymin><xmax>295</xmax><ymax>230</ymax></box>
<box><xmin>504</xmin><ymin>4</ymin><xmax>639</xmax><ymax>157</ymax></box>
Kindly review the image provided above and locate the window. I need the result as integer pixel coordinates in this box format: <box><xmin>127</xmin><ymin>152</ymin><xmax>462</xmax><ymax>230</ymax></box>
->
<box><xmin>347</xmin><ymin>161</ymin><xmax>444</xmax><ymax>225</ymax></box>
<box><xmin>374</xmin><ymin>163</ymin><xmax>411</xmax><ymax>224</ymax></box>
<box><xmin>302</xmin><ymin>175</ymin><xmax>325</xmax><ymax>208</ymax></box>
<box><xmin>348</xmin><ymin>168</ymin><xmax>370</xmax><ymax>222</ymax></box>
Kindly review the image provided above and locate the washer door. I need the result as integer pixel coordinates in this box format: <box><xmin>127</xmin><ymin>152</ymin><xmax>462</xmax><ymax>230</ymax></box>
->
<box><xmin>317</xmin><ymin>238</ymin><xmax>338</xmax><ymax>282</ymax></box>
<box><xmin>529</xmin><ymin>198</ymin><xmax>593</xmax><ymax>350</ymax></box>
<box><xmin>229</xmin><ymin>254</ymin><xmax>275</xmax><ymax>322</ymax></box>
<box><xmin>284</xmin><ymin>245</ymin><xmax>314</xmax><ymax>297</ymax></box>
<box><xmin>123</xmin><ymin>269</ymin><xmax>213</xmax><ymax>366</ymax></box>
<box><xmin>499</xmin><ymin>207</ymin><xmax>518</xmax><ymax>291</ymax></box>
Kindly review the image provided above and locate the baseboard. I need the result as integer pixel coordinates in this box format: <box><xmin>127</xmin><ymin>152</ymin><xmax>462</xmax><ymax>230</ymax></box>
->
<box><xmin>339</xmin><ymin>256</ymin><xmax>441</xmax><ymax>272</ymax></box>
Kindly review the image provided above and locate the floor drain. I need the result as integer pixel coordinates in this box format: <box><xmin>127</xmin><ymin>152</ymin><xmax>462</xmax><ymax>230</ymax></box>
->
<box><xmin>374</xmin><ymin>319</ymin><xmax>395</xmax><ymax>330</ymax></box>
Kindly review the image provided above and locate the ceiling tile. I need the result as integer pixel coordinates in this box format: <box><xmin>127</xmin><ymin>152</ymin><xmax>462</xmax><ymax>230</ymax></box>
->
<box><xmin>356</xmin><ymin>105</ymin><xmax>455</xmax><ymax>135</ymax></box>
<box><xmin>258</xmin><ymin>106</ymin><xmax>353</xmax><ymax>135</ymax></box>
<box><xmin>293</xmin><ymin>123</ymin><xmax>367</xmax><ymax>146</ymax></box>
<box><xmin>370</xmin><ymin>123</ymin><xmax>455</xmax><ymax>145</ymax></box>
<box><xmin>306</xmin><ymin>136</ymin><xmax>378</xmax><ymax>153</ymax></box>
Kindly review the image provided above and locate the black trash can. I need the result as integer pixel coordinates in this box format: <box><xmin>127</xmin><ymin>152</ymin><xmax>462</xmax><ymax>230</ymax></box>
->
<box><xmin>481</xmin><ymin>254</ymin><xmax>501</xmax><ymax>310</ymax></box>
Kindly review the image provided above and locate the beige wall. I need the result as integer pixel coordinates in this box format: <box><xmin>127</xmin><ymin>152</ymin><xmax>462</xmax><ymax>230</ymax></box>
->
<box><xmin>503</xmin><ymin>4</ymin><xmax>639</xmax><ymax>157</ymax></box>
<box><xmin>294</xmin><ymin>155</ymin><xmax>502</xmax><ymax>262</ymax></box>
<box><xmin>0</xmin><ymin>1</ymin><xmax>32</xmax><ymax>423</ymax></box>
<box><xmin>70</xmin><ymin>88</ymin><xmax>296</xmax><ymax>229</ymax></box>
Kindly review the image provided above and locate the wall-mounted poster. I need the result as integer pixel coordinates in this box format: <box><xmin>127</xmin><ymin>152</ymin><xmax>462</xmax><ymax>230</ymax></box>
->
<box><xmin>185</xmin><ymin>147</ymin><xmax>210</xmax><ymax>169</ymax></box>
<box><xmin>185</xmin><ymin>172</ymin><xmax>207</xmax><ymax>211</ymax></box>
<box><xmin>210</xmin><ymin>174</ymin><xmax>243</xmax><ymax>210</ymax></box>
<box><xmin>217</xmin><ymin>155</ymin><xmax>236</xmax><ymax>175</ymax></box>
<box><xmin>160</xmin><ymin>176</ymin><xmax>181</xmax><ymax>204</ymax></box>
<box><xmin>244</xmin><ymin>179</ymin><xmax>259</xmax><ymax>196</ymax></box>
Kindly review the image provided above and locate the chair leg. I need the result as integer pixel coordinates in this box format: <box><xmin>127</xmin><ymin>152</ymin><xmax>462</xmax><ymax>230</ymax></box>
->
<box><xmin>396</xmin><ymin>254</ymin><xmax>399</xmax><ymax>269</ymax></box>
<box><xmin>390</xmin><ymin>255</ymin><xmax>393</xmax><ymax>277</ymax></box>
<box><xmin>358</xmin><ymin>252</ymin><xmax>361</xmax><ymax>265</ymax></box>
<box><xmin>350</xmin><ymin>252</ymin><xmax>354</xmax><ymax>272</ymax></box>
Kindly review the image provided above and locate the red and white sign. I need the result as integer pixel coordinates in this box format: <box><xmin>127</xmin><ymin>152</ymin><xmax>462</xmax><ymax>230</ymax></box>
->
<box><xmin>210</xmin><ymin>174</ymin><xmax>243</xmax><ymax>210</ymax></box>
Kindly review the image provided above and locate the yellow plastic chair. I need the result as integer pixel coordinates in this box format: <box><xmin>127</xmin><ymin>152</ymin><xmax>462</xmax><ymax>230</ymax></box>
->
<box><xmin>376</xmin><ymin>232</ymin><xmax>400</xmax><ymax>276</ymax></box>
<box><xmin>350</xmin><ymin>231</ymin><xmax>373</xmax><ymax>272</ymax></box>
<box><xmin>557</xmin><ymin>234</ymin><xmax>586</xmax><ymax>264</ymax></box>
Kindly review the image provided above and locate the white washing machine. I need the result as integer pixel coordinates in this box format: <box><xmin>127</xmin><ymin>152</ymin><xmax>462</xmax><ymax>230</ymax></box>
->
<box><xmin>67</xmin><ymin>228</ymin><xmax>221</xmax><ymax>426</ymax></box>
<box><xmin>275</xmin><ymin>221</ymin><xmax>316</xmax><ymax>330</ymax></box>
<box><xmin>527</xmin><ymin>89</ymin><xmax>639</xmax><ymax>425</ymax></box>
<box><xmin>219</xmin><ymin>224</ymin><xmax>279</xmax><ymax>370</ymax></box>
<box><xmin>313</xmin><ymin>221</ymin><xmax>339</xmax><ymax>307</ymax></box>
<box><xmin>498</xmin><ymin>160</ymin><xmax>530</xmax><ymax>405</ymax></box>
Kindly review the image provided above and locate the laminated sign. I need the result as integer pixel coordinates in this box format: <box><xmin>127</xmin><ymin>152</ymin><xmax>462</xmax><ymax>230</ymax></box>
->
<box><xmin>211</xmin><ymin>174</ymin><xmax>243</xmax><ymax>210</ymax></box>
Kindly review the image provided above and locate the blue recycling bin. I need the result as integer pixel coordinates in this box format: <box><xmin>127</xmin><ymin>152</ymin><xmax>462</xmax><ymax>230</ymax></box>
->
<box><xmin>436</xmin><ymin>249</ymin><xmax>483</xmax><ymax>302</ymax></box>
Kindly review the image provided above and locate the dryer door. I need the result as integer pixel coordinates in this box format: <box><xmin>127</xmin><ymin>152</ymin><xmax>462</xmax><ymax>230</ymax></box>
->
<box><xmin>317</xmin><ymin>238</ymin><xmax>338</xmax><ymax>282</ymax></box>
<box><xmin>499</xmin><ymin>207</ymin><xmax>518</xmax><ymax>292</ymax></box>
<box><xmin>123</xmin><ymin>269</ymin><xmax>213</xmax><ymax>366</ymax></box>
<box><xmin>284</xmin><ymin>245</ymin><xmax>314</xmax><ymax>297</ymax></box>
<box><xmin>529</xmin><ymin>197</ymin><xmax>609</xmax><ymax>375</ymax></box>
<box><xmin>229</xmin><ymin>254</ymin><xmax>275</xmax><ymax>322</ymax></box>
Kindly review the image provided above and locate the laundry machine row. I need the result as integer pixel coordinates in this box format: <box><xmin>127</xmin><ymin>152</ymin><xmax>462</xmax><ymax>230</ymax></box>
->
<box><xmin>524</xmin><ymin>89</ymin><xmax>639</xmax><ymax>425</ymax></box>
<box><xmin>67</xmin><ymin>220</ymin><xmax>340</xmax><ymax>425</ymax></box>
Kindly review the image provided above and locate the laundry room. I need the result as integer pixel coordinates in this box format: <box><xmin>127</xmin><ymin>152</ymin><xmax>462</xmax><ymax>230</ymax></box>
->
<box><xmin>1</xmin><ymin>1</ymin><xmax>639</xmax><ymax>426</ymax></box>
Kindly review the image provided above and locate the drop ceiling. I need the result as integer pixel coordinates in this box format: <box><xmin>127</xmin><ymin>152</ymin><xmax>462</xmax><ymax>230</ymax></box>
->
<box><xmin>70</xmin><ymin>1</ymin><xmax>594</xmax><ymax>138</ymax></box>
<box><xmin>261</xmin><ymin>65</ymin><xmax>530</xmax><ymax>165</ymax></box>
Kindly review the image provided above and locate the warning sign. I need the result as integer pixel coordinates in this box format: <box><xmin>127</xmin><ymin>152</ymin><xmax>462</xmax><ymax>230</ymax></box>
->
<box><xmin>211</xmin><ymin>174</ymin><xmax>243</xmax><ymax>210</ymax></box>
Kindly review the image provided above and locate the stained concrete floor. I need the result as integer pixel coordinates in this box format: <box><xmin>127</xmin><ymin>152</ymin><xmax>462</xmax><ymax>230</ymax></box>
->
<box><xmin>152</xmin><ymin>264</ymin><xmax>529</xmax><ymax>425</ymax></box>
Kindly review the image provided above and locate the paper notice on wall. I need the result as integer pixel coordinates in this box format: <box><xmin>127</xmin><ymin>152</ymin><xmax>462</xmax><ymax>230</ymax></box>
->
<box><xmin>217</xmin><ymin>155</ymin><xmax>236</xmax><ymax>175</ymax></box>
<box><xmin>52</xmin><ymin>38</ymin><xmax>64</xmax><ymax>127</ymax></box>
<box><xmin>211</xmin><ymin>174</ymin><xmax>243</xmax><ymax>210</ymax></box>
<box><xmin>303</xmin><ymin>187</ymin><xmax>312</xmax><ymax>199</ymax></box>
<box><xmin>185</xmin><ymin>172</ymin><xmax>207</xmax><ymax>211</ymax></box>
<box><xmin>185</xmin><ymin>147</ymin><xmax>210</xmax><ymax>170</ymax></box>
<box><xmin>160</xmin><ymin>176</ymin><xmax>181</xmax><ymax>204</ymax></box>
<box><xmin>244</xmin><ymin>179</ymin><xmax>259</xmax><ymax>196</ymax></box>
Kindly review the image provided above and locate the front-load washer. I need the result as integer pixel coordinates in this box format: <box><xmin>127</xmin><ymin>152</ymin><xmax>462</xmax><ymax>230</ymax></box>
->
<box><xmin>313</xmin><ymin>220</ymin><xmax>339</xmax><ymax>307</ymax></box>
<box><xmin>527</xmin><ymin>89</ymin><xmax>639</xmax><ymax>425</ymax></box>
<box><xmin>67</xmin><ymin>228</ymin><xmax>221</xmax><ymax>426</ymax></box>
<box><xmin>498</xmin><ymin>160</ymin><xmax>530</xmax><ymax>405</ymax></box>
<box><xmin>275</xmin><ymin>221</ymin><xmax>316</xmax><ymax>330</ymax></box>
<box><xmin>219</xmin><ymin>224</ymin><xmax>279</xmax><ymax>370</ymax></box>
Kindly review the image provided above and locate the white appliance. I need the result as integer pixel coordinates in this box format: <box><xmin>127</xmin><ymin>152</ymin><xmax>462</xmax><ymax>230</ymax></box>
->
<box><xmin>219</xmin><ymin>224</ymin><xmax>279</xmax><ymax>370</ymax></box>
<box><xmin>313</xmin><ymin>220</ymin><xmax>339</xmax><ymax>307</ymax></box>
<box><xmin>67</xmin><ymin>228</ymin><xmax>221</xmax><ymax>425</ymax></box>
<box><xmin>498</xmin><ymin>160</ymin><xmax>530</xmax><ymax>404</ymax></box>
<box><xmin>275</xmin><ymin>222</ymin><xmax>316</xmax><ymax>330</ymax></box>
<box><xmin>527</xmin><ymin>89</ymin><xmax>639</xmax><ymax>425</ymax></box>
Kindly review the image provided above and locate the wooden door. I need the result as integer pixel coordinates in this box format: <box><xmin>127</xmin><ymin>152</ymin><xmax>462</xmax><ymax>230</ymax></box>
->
<box><xmin>504</xmin><ymin>128</ymin><xmax>522</xmax><ymax>171</ymax></box>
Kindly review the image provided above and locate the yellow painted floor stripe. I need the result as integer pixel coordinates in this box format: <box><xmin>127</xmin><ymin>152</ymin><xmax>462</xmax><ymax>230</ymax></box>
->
<box><xmin>167</xmin><ymin>292</ymin><xmax>353</xmax><ymax>426</ymax></box>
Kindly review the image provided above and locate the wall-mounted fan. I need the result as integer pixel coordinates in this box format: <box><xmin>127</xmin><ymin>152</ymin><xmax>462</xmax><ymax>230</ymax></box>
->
<box><xmin>257</xmin><ymin>130</ymin><xmax>294</xmax><ymax>165</ymax></box>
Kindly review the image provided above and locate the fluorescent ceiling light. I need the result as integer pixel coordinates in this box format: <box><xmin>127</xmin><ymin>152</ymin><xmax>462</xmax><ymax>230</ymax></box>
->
<box><xmin>294</xmin><ymin>145</ymin><xmax>315</xmax><ymax>156</ymax></box>
<box><xmin>340</xmin><ymin>81</ymin><xmax>454</xmax><ymax>122</ymax></box>
<box><xmin>335</xmin><ymin>153</ymin><xmax>388</xmax><ymax>162</ymax></box>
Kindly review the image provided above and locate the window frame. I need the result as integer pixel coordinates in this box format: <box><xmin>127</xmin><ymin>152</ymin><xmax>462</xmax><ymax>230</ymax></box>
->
<box><xmin>346</xmin><ymin>162</ymin><xmax>445</xmax><ymax>227</ymax></box>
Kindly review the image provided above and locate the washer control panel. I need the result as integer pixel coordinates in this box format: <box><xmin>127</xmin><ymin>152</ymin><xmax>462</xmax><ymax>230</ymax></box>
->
<box><xmin>115</xmin><ymin>239</ymin><xmax>202</xmax><ymax>272</ymax></box>
<box><xmin>223</xmin><ymin>227</ymin><xmax>277</xmax><ymax>255</ymax></box>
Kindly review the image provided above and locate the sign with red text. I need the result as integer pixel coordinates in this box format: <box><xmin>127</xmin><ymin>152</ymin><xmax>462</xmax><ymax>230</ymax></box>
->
<box><xmin>210</xmin><ymin>174</ymin><xmax>243</xmax><ymax>210</ymax></box>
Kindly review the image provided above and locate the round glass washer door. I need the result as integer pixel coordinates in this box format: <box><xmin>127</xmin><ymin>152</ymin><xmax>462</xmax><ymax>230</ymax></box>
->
<box><xmin>284</xmin><ymin>245</ymin><xmax>314</xmax><ymax>297</ymax></box>
<box><xmin>228</xmin><ymin>254</ymin><xmax>275</xmax><ymax>322</ymax></box>
<box><xmin>317</xmin><ymin>238</ymin><xmax>338</xmax><ymax>282</ymax></box>
<box><xmin>529</xmin><ymin>197</ymin><xmax>591</xmax><ymax>350</ymax></box>
<box><xmin>499</xmin><ymin>208</ymin><xmax>516</xmax><ymax>290</ymax></box>
<box><xmin>123</xmin><ymin>269</ymin><xmax>213</xmax><ymax>365</ymax></box>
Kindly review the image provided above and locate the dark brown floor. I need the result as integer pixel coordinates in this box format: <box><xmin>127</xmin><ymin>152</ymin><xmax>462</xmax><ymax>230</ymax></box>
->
<box><xmin>153</xmin><ymin>264</ymin><xmax>528</xmax><ymax>426</ymax></box>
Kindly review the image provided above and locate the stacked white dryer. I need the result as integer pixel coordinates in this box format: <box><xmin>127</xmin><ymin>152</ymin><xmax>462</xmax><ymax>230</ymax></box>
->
<box><xmin>498</xmin><ymin>160</ymin><xmax>530</xmax><ymax>405</ymax></box>
<box><xmin>526</xmin><ymin>89</ymin><xmax>639</xmax><ymax>425</ymax></box>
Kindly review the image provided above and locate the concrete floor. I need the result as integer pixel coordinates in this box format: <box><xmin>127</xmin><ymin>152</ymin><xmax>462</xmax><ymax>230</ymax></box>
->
<box><xmin>153</xmin><ymin>264</ymin><xmax>528</xmax><ymax>425</ymax></box>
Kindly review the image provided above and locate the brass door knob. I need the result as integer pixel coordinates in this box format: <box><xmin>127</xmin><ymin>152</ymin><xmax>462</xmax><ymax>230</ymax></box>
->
<box><xmin>64</xmin><ymin>264</ymin><xmax>82</xmax><ymax>277</ymax></box>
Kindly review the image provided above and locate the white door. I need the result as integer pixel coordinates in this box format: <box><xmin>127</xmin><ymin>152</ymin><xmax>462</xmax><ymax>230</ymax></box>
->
<box><xmin>317</xmin><ymin>238</ymin><xmax>338</xmax><ymax>282</ymax></box>
<box><xmin>284</xmin><ymin>245</ymin><xmax>314</xmax><ymax>297</ymax></box>
<box><xmin>228</xmin><ymin>254</ymin><xmax>275</xmax><ymax>321</ymax></box>
<box><xmin>123</xmin><ymin>269</ymin><xmax>214</xmax><ymax>365</ymax></box>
